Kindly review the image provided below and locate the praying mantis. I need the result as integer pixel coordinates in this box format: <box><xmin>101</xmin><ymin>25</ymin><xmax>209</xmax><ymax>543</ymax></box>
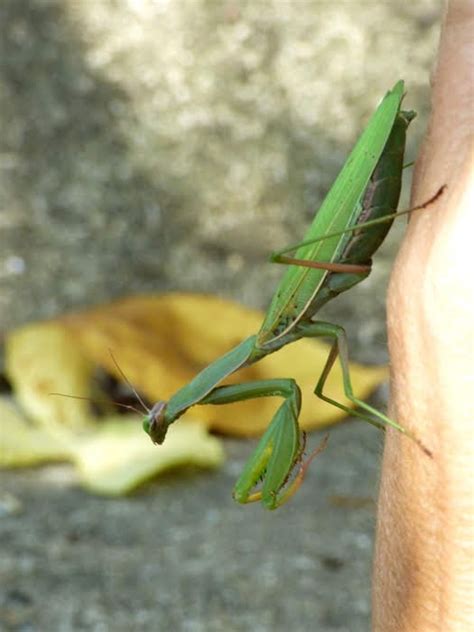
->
<box><xmin>142</xmin><ymin>80</ymin><xmax>441</xmax><ymax>509</ymax></box>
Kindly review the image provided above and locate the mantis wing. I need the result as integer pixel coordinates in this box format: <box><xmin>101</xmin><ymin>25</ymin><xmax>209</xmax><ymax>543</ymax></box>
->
<box><xmin>258</xmin><ymin>81</ymin><xmax>406</xmax><ymax>345</ymax></box>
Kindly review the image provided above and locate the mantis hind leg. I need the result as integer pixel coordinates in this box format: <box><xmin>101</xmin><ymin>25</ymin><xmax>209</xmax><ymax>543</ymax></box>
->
<box><xmin>298</xmin><ymin>321</ymin><xmax>432</xmax><ymax>457</ymax></box>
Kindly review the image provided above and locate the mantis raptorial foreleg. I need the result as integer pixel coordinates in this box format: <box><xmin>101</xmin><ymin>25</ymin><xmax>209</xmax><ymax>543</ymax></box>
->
<box><xmin>198</xmin><ymin>378</ymin><xmax>327</xmax><ymax>509</ymax></box>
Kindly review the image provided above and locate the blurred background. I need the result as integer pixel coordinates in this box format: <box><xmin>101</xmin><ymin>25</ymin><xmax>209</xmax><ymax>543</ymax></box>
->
<box><xmin>1</xmin><ymin>1</ymin><xmax>443</xmax><ymax>631</ymax></box>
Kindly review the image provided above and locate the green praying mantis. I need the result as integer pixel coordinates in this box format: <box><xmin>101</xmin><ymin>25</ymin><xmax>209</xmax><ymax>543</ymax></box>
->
<box><xmin>142</xmin><ymin>80</ymin><xmax>442</xmax><ymax>509</ymax></box>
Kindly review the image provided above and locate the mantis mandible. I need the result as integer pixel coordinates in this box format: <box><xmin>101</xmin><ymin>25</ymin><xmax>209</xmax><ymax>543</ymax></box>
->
<box><xmin>143</xmin><ymin>81</ymin><xmax>439</xmax><ymax>509</ymax></box>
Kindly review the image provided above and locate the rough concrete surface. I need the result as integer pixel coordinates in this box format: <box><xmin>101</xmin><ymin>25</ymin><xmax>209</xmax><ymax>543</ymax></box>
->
<box><xmin>0</xmin><ymin>1</ymin><xmax>444</xmax><ymax>630</ymax></box>
<box><xmin>1</xmin><ymin>420</ymin><xmax>382</xmax><ymax>632</ymax></box>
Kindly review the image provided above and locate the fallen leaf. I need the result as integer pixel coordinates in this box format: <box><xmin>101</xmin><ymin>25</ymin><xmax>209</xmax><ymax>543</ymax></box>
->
<box><xmin>0</xmin><ymin>397</ymin><xmax>69</xmax><ymax>467</ymax></box>
<box><xmin>73</xmin><ymin>416</ymin><xmax>224</xmax><ymax>495</ymax></box>
<box><xmin>61</xmin><ymin>294</ymin><xmax>388</xmax><ymax>435</ymax></box>
<box><xmin>0</xmin><ymin>395</ymin><xmax>223</xmax><ymax>495</ymax></box>
<box><xmin>2</xmin><ymin>292</ymin><xmax>388</xmax><ymax>494</ymax></box>
<box><xmin>5</xmin><ymin>324</ymin><xmax>96</xmax><ymax>434</ymax></box>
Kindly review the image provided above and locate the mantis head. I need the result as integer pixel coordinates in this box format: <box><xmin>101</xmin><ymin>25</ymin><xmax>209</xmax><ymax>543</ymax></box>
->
<box><xmin>143</xmin><ymin>400</ymin><xmax>168</xmax><ymax>444</ymax></box>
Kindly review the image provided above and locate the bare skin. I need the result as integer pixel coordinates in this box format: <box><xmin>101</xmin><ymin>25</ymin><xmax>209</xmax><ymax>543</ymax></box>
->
<box><xmin>373</xmin><ymin>1</ymin><xmax>474</xmax><ymax>630</ymax></box>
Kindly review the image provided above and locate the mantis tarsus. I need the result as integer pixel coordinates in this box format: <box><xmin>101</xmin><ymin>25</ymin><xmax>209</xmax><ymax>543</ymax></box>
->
<box><xmin>143</xmin><ymin>81</ymin><xmax>443</xmax><ymax>509</ymax></box>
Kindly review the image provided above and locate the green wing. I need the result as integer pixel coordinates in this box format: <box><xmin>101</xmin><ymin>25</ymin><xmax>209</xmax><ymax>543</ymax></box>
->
<box><xmin>258</xmin><ymin>81</ymin><xmax>405</xmax><ymax>346</ymax></box>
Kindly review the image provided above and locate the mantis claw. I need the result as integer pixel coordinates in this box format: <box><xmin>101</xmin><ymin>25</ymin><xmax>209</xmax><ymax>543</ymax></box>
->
<box><xmin>232</xmin><ymin>382</ymin><xmax>328</xmax><ymax>510</ymax></box>
<box><xmin>234</xmin><ymin>433</ymin><xmax>329</xmax><ymax>510</ymax></box>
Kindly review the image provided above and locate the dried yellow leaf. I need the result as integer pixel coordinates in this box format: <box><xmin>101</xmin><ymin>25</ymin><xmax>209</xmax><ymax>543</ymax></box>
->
<box><xmin>2</xmin><ymin>292</ymin><xmax>388</xmax><ymax>494</ymax></box>
<box><xmin>0</xmin><ymin>397</ymin><xmax>69</xmax><ymax>467</ymax></box>
<box><xmin>5</xmin><ymin>323</ymin><xmax>96</xmax><ymax>435</ymax></box>
<box><xmin>61</xmin><ymin>294</ymin><xmax>388</xmax><ymax>435</ymax></box>
<box><xmin>73</xmin><ymin>416</ymin><xmax>224</xmax><ymax>496</ymax></box>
